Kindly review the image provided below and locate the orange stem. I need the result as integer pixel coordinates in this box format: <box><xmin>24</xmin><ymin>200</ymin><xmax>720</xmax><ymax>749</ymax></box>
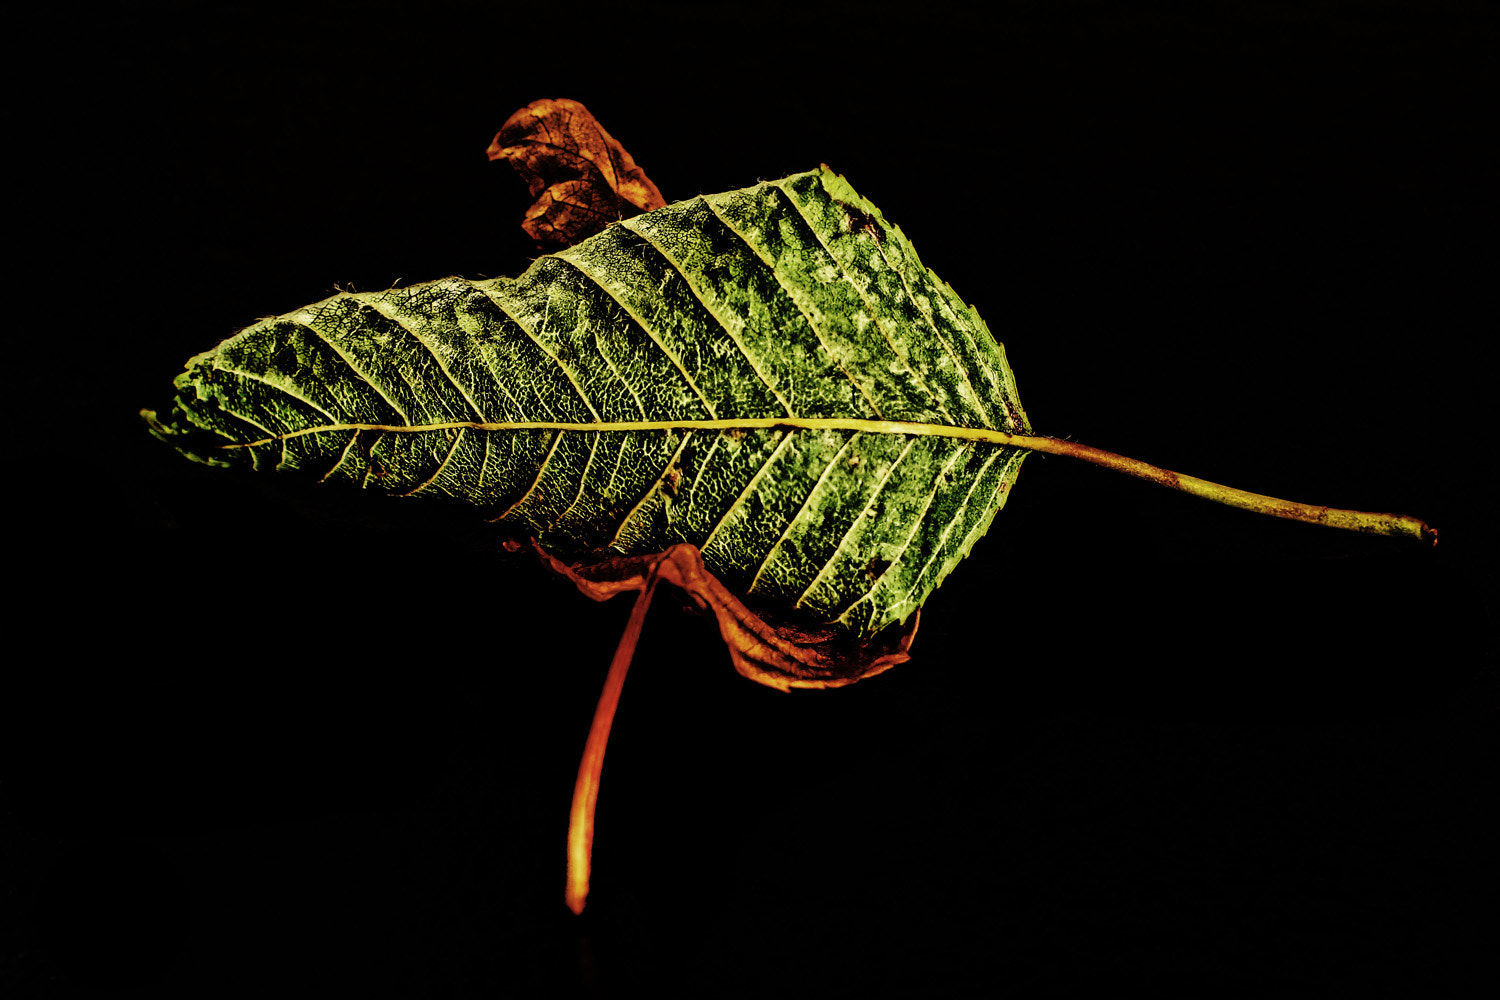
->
<box><xmin>565</xmin><ymin>570</ymin><xmax>661</xmax><ymax>915</ymax></box>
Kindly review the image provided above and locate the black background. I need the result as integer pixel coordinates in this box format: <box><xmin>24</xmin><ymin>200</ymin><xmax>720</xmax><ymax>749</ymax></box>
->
<box><xmin>6</xmin><ymin>1</ymin><xmax>1494</xmax><ymax>997</ymax></box>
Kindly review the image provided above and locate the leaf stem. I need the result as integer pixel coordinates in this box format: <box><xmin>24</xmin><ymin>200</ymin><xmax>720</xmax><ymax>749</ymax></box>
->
<box><xmin>565</xmin><ymin>570</ymin><xmax>661</xmax><ymax>915</ymax></box>
<box><xmin>1012</xmin><ymin>435</ymin><xmax>1436</xmax><ymax>545</ymax></box>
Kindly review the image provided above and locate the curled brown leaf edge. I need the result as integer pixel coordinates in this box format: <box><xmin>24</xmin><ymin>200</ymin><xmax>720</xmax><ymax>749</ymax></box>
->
<box><xmin>534</xmin><ymin>541</ymin><xmax>917</xmax><ymax>915</ymax></box>
<box><xmin>486</xmin><ymin>97</ymin><xmax>666</xmax><ymax>249</ymax></box>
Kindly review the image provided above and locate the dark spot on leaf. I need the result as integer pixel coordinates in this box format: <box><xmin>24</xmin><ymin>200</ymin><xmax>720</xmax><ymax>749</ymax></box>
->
<box><xmin>838</xmin><ymin>202</ymin><xmax>881</xmax><ymax>244</ymax></box>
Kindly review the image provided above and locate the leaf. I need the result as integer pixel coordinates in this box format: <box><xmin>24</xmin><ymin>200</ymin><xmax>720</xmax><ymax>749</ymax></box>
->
<box><xmin>144</xmin><ymin>161</ymin><xmax>1434</xmax><ymax>649</ymax></box>
<box><xmin>486</xmin><ymin>98</ymin><xmax>666</xmax><ymax>249</ymax></box>
<box><xmin>145</xmin><ymin>165</ymin><xmax>1035</xmax><ymax>652</ymax></box>
<box><xmin>143</xmin><ymin>159</ymin><xmax>1435</xmax><ymax>917</ymax></box>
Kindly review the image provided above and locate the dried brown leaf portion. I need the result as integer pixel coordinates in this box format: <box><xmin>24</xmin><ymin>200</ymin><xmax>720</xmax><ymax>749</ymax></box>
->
<box><xmin>540</xmin><ymin>541</ymin><xmax>917</xmax><ymax>914</ymax></box>
<box><xmin>538</xmin><ymin>543</ymin><xmax>918</xmax><ymax>693</ymax></box>
<box><xmin>487</xmin><ymin>98</ymin><xmax>666</xmax><ymax>249</ymax></box>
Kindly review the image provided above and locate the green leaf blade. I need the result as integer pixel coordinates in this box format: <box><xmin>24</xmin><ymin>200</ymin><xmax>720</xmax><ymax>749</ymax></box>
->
<box><xmin>150</xmin><ymin>167</ymin><xmax>1031</xmax><ymax>638</ymax></box>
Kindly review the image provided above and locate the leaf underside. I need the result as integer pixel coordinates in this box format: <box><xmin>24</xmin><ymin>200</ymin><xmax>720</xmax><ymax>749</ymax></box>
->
<box><xmin>146</xmin><ymin>167</ymin><xmax>1032</xmax><ymax>639</ymax></box>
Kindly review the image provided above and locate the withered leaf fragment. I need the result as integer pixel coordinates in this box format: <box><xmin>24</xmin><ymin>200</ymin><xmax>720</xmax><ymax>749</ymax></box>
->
<box><xmin>487</xmin><ymin>98</ymin><xmax>666</xmax><ymax>249</ymax></box>
<box><xmin>540</xmin><ymin>540</ymin><xmax>918</xmax><ymax>914</ymax></box>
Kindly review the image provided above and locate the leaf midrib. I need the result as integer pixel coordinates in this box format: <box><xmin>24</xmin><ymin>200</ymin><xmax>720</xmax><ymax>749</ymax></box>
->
<box><xmin>220</xmin><ymin>417</ymin><xmax>1038</xmax><ymax>451</ymax></box>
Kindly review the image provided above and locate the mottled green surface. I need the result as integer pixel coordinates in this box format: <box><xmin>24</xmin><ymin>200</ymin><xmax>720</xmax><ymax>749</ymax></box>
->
<box><xmin>146</xmin><ymin>167</ymin><xmax>1031</xmax><ymax>636</ymax></box>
